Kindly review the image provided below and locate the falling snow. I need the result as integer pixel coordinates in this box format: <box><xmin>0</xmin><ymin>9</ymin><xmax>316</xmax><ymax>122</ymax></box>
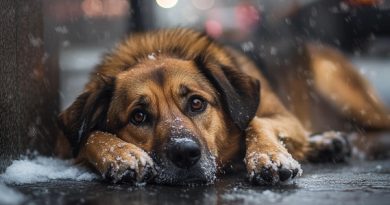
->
<box><xmin>28</xmin><ymin>34</ymin><xmax>43</xmax><ymax>47</ymax></box>
<box><xmin>54</xmin><ymin>26</ymin><xmax>69</xmax><ymax>34</ymax></box>
<box><xmin>241</xmin><ymin>41</ymin><xmax>254</xmax><ymax>52</ymax></box>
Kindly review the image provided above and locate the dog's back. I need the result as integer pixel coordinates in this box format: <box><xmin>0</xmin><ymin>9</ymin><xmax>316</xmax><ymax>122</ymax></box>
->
<box><xmin>248</xmin><ymin>42</ymin><xmax>390</xmax><ymax>158</ymax></box>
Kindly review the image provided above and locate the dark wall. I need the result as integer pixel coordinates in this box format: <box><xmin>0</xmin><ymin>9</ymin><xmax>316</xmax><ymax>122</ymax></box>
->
<box><xmin>0</xmin><ymin>0</ymin><xmax>59</xmax><ymax>171</ymax></box>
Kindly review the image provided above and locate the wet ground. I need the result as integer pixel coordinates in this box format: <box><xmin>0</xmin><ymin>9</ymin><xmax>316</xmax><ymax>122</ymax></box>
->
<box><xmin>14</xmin><ymin>48</ymin><xmax>389</xmax><ymax>205</ymax></box>
<box><xmin>7</xmin><ymin>159</ymin><xmax>390</xmax><ymax>205</ymax></box>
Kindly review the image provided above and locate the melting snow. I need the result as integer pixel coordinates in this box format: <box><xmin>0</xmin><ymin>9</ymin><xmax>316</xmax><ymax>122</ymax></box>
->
<box><xmin>0</xmin><ymin>156</ymin><xmax>97</xmax><ymax>185</ymax></box>
<box><xmin>222</xmin><ymin>189</ymin><xmax>283</xmax><ymax>204</ymax></box>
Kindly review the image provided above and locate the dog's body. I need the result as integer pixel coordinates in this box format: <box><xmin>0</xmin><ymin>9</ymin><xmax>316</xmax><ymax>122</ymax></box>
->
<box><xmin>58</xmin><ymin>29</ymin><xmax>390</xmax><ymax>185</ymax></box>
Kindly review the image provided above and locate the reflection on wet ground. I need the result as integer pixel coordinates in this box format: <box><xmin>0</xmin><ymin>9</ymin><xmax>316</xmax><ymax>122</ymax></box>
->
<box><xmin>9</xmin><ymin>160</ymin><xmax>390</xmax><ymax>205</ymax></box>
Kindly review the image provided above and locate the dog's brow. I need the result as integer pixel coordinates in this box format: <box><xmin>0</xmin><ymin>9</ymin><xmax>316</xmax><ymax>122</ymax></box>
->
<box><xmin>150</xmin><ymin>68</ymin><xmax>165</xmax><ymax>86</ymax></box>
<box><xmin>135</xmin><ymin>95</ymin><xmax>149</xmax><ymax>106</ymax></box>
<box><xmin>179</xmin><ymin>84</ymin><xmax>189</xmax><ymax>96</ymax></box>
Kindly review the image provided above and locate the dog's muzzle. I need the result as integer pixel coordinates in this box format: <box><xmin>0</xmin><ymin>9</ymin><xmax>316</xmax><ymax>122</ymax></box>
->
<box><xmin>152</xmin><ymin>137</ymin><xmax>217</xmax><ymax>185</ymax></box>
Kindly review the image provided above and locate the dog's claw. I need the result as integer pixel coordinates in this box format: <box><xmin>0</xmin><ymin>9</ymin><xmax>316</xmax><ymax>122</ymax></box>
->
<box><xmin>103</xmin><ymin>163</ymin><xmax>156</xmax><ymax>184</ymax></box>
<box><xmin>118</xmin><ymin>169</ymin><xmax>137</xmax><ymax>183</ymax></box>
<box><xmin>260</xmin><ymin>168</ymin><xmax>274</xmax><ymax>183</ymax></box>
<box><xmin>278</xmin><ymin>168</ymin><xmax>292</xmax><ymax>181</ymax></box>
<box><xmin>292</xmin><ymin>168</ymin><xmax>299</xmax><ymax>179</ymax></box>
<box><xmin>141</xmin><ymin>165</ymin><xmax>157</xmax><ymax>183</ymax></box>
<box><xmin>252</xmin><ymin>167</ymin><xmax>295</xmax><ymax>185</ymax></box>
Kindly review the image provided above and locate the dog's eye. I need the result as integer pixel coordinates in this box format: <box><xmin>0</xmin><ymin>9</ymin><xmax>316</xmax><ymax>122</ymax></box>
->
<box><xmin>130</xmin><ymin>109</ymin><xmax>147</xmax><ymax>125</ymax></box>
<box><xmin>189</xmin><ymin>96</ymin><xmax>207</xmax><ymax>114</ymax></box>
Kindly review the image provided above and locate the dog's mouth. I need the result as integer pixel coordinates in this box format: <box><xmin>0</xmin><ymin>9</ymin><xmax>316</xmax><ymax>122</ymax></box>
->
<box><xmin>151</xmin><ymin>152</ymin><xmax>217</xmax><ymax>185</ymax></box>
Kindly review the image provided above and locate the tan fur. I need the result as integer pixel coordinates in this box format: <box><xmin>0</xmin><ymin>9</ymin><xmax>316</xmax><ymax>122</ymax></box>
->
<box><xmin>107</xmin><ymin>58</ymin><xmax>236</xmax><ymax>165</ymax></box>
<box><xmin>308</xmin><ymin>43</ymin><xmax>390</xmax><ymax>129</ymax></box>
<box><xmin>226</xmin><ymin>49</ymin><xmax>309</xmax><ymax>178</ymax></box>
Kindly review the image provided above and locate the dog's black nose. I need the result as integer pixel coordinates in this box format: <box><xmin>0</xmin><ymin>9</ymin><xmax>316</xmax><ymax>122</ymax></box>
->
<box><xmin>166</xmin><ymin>139</ymin><xmax>201</xmax><ymax>169</ymax></box>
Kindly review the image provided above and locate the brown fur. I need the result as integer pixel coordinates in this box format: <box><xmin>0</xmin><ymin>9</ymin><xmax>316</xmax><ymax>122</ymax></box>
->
<box><xmin>58</xmin><ymin>29</ymin><xmax>390</xmax><ymax>185</ymax></box>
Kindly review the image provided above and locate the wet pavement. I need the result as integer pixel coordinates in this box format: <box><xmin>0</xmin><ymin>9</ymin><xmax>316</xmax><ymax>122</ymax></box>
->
<box><xmin>7</xmin><ymin>159</ymin><xmax>390</xmax><ymax>205</ymax></box>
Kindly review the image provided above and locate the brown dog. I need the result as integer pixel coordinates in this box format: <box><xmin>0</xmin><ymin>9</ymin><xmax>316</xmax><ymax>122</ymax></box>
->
<box><xmin>57</xmin><ymin>28</ymin><xmax>390</xmax><ymax>185</ymax></box>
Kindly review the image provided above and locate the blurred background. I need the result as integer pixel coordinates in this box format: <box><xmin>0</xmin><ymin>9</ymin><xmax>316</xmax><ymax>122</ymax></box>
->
<box><xmin>1</xmin><ymin>0</ymin><xmax>390</xmax><ymax>170</ymax></box>
<box><xmin>53</xmin><ymin>0</ymin><xmax>390</xmax><ymax>109</ymax></box>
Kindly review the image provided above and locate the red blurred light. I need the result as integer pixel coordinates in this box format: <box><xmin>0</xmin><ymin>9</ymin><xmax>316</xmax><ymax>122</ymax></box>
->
<box><xmin>346</xmin><ymin>0</ymin><xmax>383</xmax><ymax>6</ymax></box>
<box><xmin>234</xmin><ymin>3</ymin><xmax>260</xmax><ymax>35</ymax></box>
<box><xmin>205</xmin><ymin>19</ymin><xmax>223</xmax><ymax>38</ymax></box>
<box><xmin>82</xmin><ymin>0</ymin><xmax>129</xmax><ymax>18</ymax></box>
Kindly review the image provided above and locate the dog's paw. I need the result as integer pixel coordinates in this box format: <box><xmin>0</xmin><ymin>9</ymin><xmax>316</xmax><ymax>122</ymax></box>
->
<box><xmin>307</xmin><ymin>131</ymin><xmax>351</xmax><ymax>163</ymax></box>
<box><xmin>98</xmin><ymin>144</ymin><xmax>156</xmax><ymax>184</ymax></box>
<box><xmin>245</xmin><ymin>151</ymin><xmax>302</xmax><ymax>185</ymax></box>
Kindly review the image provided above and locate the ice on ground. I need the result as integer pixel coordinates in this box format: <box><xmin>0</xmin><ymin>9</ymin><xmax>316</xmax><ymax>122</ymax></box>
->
<box><xmin>222</xmin><ymin>189</ymin><xmax>283</xmax><ymax>204</ymax></box>
<box><xmin>0</xmin><ymin>156</ymin><xmax>98</xmax><ymax>185</ymax></box>
<box><xmin>0</xmin><ymin>183</ymin><xmax>25</xmax><ymax>205</ymax></box>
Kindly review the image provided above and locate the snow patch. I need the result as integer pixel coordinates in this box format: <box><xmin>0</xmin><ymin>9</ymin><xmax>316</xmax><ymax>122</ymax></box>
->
<box><xmin>0</xmin><ymin>184</ymin><xmax>25</xmax><ymax>205</ymax></box>
<box><xmin>148</xmin><ymin>53</ymin><xmax>157</xmax><ymax>60</ymax></box>
<box><xmin>0</xmin><ymin>156</ymin><xmax>97</xmax><ymax>185</ymax></box>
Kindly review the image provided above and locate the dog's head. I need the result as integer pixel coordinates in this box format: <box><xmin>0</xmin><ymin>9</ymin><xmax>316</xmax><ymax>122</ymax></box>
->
<box><xmin>59</xmin><ymin>29</ymin><xmax>260</xmax><ymax>184</ymax></box>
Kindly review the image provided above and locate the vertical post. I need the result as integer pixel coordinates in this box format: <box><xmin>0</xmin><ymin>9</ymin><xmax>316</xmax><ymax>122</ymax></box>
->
<box><xmin>0</xmin><ymin>0</ymin><xmax>59</xmax><ymax>171</ymax></box>
<box><xmin>129</xmin><ymin>0</ymin><xmax>156</xmax><ymax>32</ymax></box>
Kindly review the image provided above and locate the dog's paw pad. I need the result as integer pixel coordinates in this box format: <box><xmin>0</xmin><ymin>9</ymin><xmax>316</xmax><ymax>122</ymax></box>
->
<box><xmin>246</xmin><ymin>152</ymin><xmax>302</xmax><ymax>185</ymax></box>
<box><xmin>308</xmin><ymin>131</ymin><xmax>351</xmax><ymax>163</ymax></box>
<box><xmin>104</xmin><ymin>165</ymin><xmax>137</xmax><ymax>183</ymax></box>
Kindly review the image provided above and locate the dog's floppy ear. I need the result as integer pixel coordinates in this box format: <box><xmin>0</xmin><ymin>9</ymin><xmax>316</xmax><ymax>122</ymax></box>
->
<box><xmin>195</xmin><ymin>56</ymin><xmax>260</xmax><ymax>131</ymax></box>
<box><xmin>58</xmin><ymin>74</ymin><xmax>115</xmax><ymax>156</ymax></box>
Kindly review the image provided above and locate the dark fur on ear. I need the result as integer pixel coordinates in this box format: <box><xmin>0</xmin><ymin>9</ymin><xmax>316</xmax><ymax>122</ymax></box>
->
<box><xmin>195</xmin><ymin>55</ymin><xmax>260</xmax><ymax>131</ymax></box>
<box><xmin>58</xmin><ymin>74</ymin><xmax>115</xmax><ymax>156</ymax></box>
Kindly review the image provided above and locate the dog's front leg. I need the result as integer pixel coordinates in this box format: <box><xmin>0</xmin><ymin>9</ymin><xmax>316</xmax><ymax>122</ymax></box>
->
<box><xmin>81</xmin><ymin>131</ymin><xmax>156</xmax><ymax>183</ymax></box>
<box><xmin>245</xmin><ymin>114</ymin><xmax>309</xmax><ymax>185</ymax></box>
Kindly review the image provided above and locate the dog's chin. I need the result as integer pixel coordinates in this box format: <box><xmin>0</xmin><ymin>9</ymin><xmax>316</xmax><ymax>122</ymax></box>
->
<box><xmin>152</xmin><ymin>155</ymin><xmax>217</xmax><ymax>186</ymax></box>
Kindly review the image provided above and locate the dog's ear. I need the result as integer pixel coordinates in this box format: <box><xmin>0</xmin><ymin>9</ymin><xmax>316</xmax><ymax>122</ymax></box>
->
<box><xmin>58</xmin><ymin>74</ymin><xmax>115</xmax><ymax>156</ymax></box>
<box><xmin>195</xmin><ymin>56</ymin><xmax>260</xmax><ymax>131</ymax></box>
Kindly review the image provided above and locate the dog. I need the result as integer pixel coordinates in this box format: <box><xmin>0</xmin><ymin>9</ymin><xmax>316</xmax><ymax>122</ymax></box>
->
<box><xmin>57</xmin><ymin>28</ymin><xmax>390</xmax><ymax>185</ymax></box>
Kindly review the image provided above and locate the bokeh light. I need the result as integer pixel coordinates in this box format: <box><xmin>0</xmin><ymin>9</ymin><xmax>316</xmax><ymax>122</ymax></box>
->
<box><xmin>205</xmin><ymin>19</ymin><xmax>223</xmax><ymax>38</ymax></box>
<box><xmin>81</xmin><ymin>0</ymin><xmax>129</xmax><ymax>18</ymax></box>
<box><xmin>156</xmin><ymin>0</ymin><xmax>178</xmax><ymax>9</ymax></box>
<box><xmin>192</xmin><ymin>0</ymin><xmax>215</xmax><ymax>10</ymax></box>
